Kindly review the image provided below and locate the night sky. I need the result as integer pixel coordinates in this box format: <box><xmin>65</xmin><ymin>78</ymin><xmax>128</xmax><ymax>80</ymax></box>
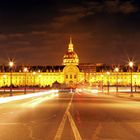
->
<box><xmin>0</xmin><ymin>0</ymin><xmax>140</xmax><ymax>65</ymax></box>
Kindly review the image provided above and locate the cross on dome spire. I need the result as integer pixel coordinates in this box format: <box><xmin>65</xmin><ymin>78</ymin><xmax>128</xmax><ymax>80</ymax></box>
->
<box><xmin>70</xmin><ymin>36</ymin><xmax>72</xmax><ymax>44</ymax></box>
<box><xmin>68</xmin><ymin>36</ymin><xmax>74</xmax><ymax>52</ymax></box>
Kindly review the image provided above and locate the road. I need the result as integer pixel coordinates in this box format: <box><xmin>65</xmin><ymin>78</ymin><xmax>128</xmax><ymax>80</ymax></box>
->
<box><xmin>0</xmin><ymin>91</ymin><xmax>140</xmax><ymax>140</ymax></box>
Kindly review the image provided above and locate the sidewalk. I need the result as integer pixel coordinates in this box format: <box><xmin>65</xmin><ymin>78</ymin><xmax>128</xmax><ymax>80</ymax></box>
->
<box><xmin>0</xmin><ymin>91</ymin><xmax>38</xmax><ymax>98</ymax></box>
<box><xmin>109</xmin><ymin>92</ymin><xmax>140</xmax><ymax>102</ymax></box>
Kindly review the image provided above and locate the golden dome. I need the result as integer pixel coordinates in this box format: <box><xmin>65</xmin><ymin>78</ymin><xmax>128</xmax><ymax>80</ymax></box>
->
<box><xmin>63</xmin><ymin>37</ymin><xmax>79</xmax><ymax>65</ymax></box>
<box><xmin>64</xmin><ymin>51</ymin><xmax>78</xmax><ymax>59</ymax></box>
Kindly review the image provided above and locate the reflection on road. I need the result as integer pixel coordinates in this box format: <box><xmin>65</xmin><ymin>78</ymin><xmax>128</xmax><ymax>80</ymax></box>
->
<box><xmin>0</xmin><ymin>91</ymin><xmax>140</xmax><ymax>140</ymax></box>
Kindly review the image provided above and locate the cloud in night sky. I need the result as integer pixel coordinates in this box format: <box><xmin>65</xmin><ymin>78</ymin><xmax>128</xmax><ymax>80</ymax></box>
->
<box><xmin>0</xmin><ymin>0</ymin><xmax>139</xmax><ymax>65</ymax></box>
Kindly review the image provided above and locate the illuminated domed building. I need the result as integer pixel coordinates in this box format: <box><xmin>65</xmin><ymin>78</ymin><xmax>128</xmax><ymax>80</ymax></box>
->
<box><xmin>0</xmin><ymin>37</ymin><xmax>140</xmax><ymax>90</ymax></box>
<box><xmin>63</xmin><ymin>37</ymin><xmax>79</xmax><ymax>65</ymax></box>
<box><xmin>0</xmin><ymin>37</ymin><xmax>84</xmax><ymax>88</ymax></box>
<box><xmin>62</xmin><ymin>37</ymin><xmax>83</xmax><ymax>85</ymax></box>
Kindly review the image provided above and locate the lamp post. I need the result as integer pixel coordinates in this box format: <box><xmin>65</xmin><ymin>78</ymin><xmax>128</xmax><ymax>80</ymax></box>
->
<box><xmin>3</xmin><ymin>74</ymin><xmax>6</xmax><ymax>94</ymax></box>
<box><xmin>33</xmin><ymin>71</ymin><xmax>36</xmax><ymax>92</ymax></box>
<box><xmin>101</xmin><ymin>74</ymin><xmax>104</xmax><ymax>93</ymax></box>
<box><xmin>115</xmin><ymin>67</ymin><xmax>119</xmax><ymax>94</ymax></box>
<box><xmin>9</xmin><ymin>61</ymin><xmax>14</xmax><ymax>96</ymax></box>
<box><xmin>38</xmin><ymin>74</ymin><xmax>42</xmax><ymax>91</ymax></box>
<box><xmin>134</xmin><ymin>75</ymin><xmax>137</xmax><ymax>93</ymax></box>
<box><xmin>23</xmin><ymin>67</ymin><xmax>28</xmax><ymax>94</ymax></box>
<box><xmin>38</xmin><ymin>69</ymin><xmax>41</xmax><ymax>91</ymax></box>
<box><xmin>106</xmin><ymin>71</ymin><xmax>110</xmax><ymax>94</ymax></box>
<box><xmin>129</xmin><ymin>61</ymin><xmax>133</xmax><ymax>97</ymax></box>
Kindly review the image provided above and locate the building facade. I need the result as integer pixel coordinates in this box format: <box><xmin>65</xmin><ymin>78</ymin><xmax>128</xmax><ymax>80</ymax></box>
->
<box><xmin>0</xmin><ymin>38</ymin><xmax>140</xmax><ymax>88</ymax></box>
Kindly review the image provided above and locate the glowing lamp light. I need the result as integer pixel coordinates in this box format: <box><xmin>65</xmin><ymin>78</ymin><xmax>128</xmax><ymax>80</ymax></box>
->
<box><xmin>3</xmin><ymin>74</ymin><xmax>6</xmax><ymax>78</ymax></box>
<box><xmin>115</xmin><ymin>67</ymin><xmax>119</xmax><ymax>72</ymax></box>
<box><xmin>33</xmin><ymin>71</ymin><xmax>36</xmax><ymax>75</ymax></box>
<box><xmin>129</xmin><ymin>61</ymin><xmax>133</xmax><ymax>68</ymax></box>
<box><xmin>107</xmin><ymin>71</ymin><xmax>110</xmax><ymax>75</ymax></box>
<box><xmin>23</xmin><ymin>67</ymin><xmax>28</xmax><ymax>72</ymax></box>
<box><xmin>9</xmin><ymin>61</ymin><xmax>14</xmax><ymax>67</ymax></box>
<box><xmin>101</xmin><ymin>74</ymin><xmax>104</xmax><ymax>77</ymax></box>
<box><xmin>134</xmin><ymin>75</ymin><xmax>137</xmax><ymax>78</ymax></box>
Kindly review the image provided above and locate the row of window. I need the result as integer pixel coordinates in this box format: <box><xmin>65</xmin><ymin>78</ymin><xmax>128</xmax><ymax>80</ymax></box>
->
<box><xmin>65</xmin><ymin>75</ymin><xmax>77</xmax><ymax>79</ymax></box>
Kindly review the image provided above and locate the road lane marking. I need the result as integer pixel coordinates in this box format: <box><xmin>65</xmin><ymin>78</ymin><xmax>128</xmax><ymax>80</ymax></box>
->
<box><xmin>54</xmin><ymin>93</ymin><xmax>74</xmax><ymax>140</ymax></box>
<box><xmin>54</xmin><ymin>93</ymin><xmax>82</xmax><ymax>140</ymax></box>
<box><xmin>67</xmin><ymin>111</ymin><xmax>82</xmax><ymax>140</ymax></box>
<box><xmin>53</xmin><ymin>109</ymin><xmax>68</xmax><ymax>140</ymax></box>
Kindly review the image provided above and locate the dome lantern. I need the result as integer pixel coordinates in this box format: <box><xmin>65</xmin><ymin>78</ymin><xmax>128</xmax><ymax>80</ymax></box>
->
<box><xmin>68</xmin><ymin>36</ymin><xmax>74</xmax><ymax>52</ymax></box>
<box><xmin>63</xmin><ymin>37</ymin><xmax>79</xmax><ymax>65</ymax></box>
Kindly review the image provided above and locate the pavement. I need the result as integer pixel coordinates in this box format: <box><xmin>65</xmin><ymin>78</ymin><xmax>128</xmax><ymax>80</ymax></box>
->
<box><xmin>0</xmin><ymin>89</ymin><xmax>41</xmax><ymax>97</ymax></box>
<box><xmin>106</xmin><ymin>92</ymin><xmax>140</xmax><ymax>102</ymax></box>
<box><xmin>0</xmin><ymin>91</ymin><xmax>140</xmax><ymax>140</ymax></box>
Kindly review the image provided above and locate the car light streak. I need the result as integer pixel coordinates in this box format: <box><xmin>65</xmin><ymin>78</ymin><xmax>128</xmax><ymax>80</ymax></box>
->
<box><xmin>30</xmin><ymin>94</ymin><xmax>58</xmax><ymax>107</ymax></box>
<box><xmin>0</xmin><ymin>90</ymin><xmax>59</xmax><ymax>104</ymax></box>
<box><xmin>22</xmin><ymin>93</ymin><xmax>59</xmax><ymax>107</ymax></box>
<box><xmin>81</xmin><ymin>88</ymin><xmax>98</xmax><ymax>95</ymax></box>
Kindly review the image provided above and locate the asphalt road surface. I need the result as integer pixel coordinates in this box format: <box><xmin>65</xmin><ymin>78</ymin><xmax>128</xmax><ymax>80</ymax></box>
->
<box><xmin>0</xmin><ymin>91</ymin><xmax>140</xmax><ymax>140</ymax></box>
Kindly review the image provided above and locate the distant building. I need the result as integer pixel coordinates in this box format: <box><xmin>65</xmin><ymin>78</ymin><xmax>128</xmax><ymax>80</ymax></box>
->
<box><xmin>0</xmin><ymin>37</ymin><xmax>140</xmax><ymax>88</ymax></box>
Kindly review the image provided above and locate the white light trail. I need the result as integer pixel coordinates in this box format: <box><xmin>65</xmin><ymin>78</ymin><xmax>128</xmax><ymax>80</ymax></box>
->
<box><xmin>22</xmin><ymin>93</ymin><xmax>59</xmax><ymax>107</ymax></box>
<box><xmin>28</xmin><ymin>94</ymin><xmax>59</xmax><ymax>107</ymax></box>
<box><xmin>0</xmin><ymin>90</ymin><xmax>59</xmax><ymax>104</ymax></box>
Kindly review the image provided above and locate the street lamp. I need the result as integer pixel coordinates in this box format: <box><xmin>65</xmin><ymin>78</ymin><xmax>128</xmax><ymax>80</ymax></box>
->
<box><xmin>115</xmin><ymin>67</ymin><xmax>119</xmax><ymax>94</ymax></box>
<box><xmin>134</xmin><ymin>75</ymin><xmax>137</xmax><ymax>93</ymax></box>
<box><xmin>129</xmin><ymin>61</ymin><xmax>133</xmax><ymax>97</ymax></box>
<box><xmin>3</xmin><ymin>74</ymin><xmax>6</xmax><ymax>94</ymax></box>
<box><xmin>23</xmin><ymin>67</ymin><xmax>28</xmax><ymax>94</ymax></box>
<box><xmin>9</xmin><ymin>61</ymin><xmax>14</xmax><ymax>96</ymax></box>
<box><xmin>38</xmin><ymin>69</ymin><xmax>41</xmax><ymax>91</ymax></box>
<box><xmin>101</xmin><ymin>74</ymin><xmax>104</xmax><ymax>93</ymax></box>
<box><xmin>38</xmin><ymin>74</ymin><xmax>42</xmax><ymax>91</ymax></box>
<box><xmin>33</xmin><ymin>71</ymin><xmax>36</xmax><ymax>92</ymax></box>
<box><xmin>106</xmin><ymin>71</ymin><xmax>110</xmax><ymax>94</ymax></box>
